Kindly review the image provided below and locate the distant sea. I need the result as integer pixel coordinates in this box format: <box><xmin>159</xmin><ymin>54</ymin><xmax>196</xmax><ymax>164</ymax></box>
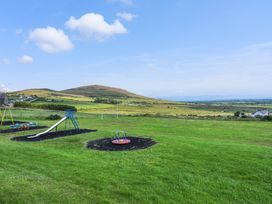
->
<box><xmin>158</xmin><ymin>95</ymin><xmax>272</xmax><ymax>102</ymax></box>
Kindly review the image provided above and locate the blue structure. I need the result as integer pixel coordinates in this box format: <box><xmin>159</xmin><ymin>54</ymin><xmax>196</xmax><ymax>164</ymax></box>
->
<box><xmin>115</xmin><ymin>130</ymin><xmax>127</xmax><ymax>140</ymax></box>
<box><xmin>65</xmin><ymin>110</ymin><xmax>79</xmax><ymax>130</ymax></box>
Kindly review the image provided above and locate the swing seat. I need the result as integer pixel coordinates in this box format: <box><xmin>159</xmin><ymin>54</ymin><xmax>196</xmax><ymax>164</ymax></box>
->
<box><xmin>28</xmin><ymin>122</ymin><xmax>38</xmax><ymax>127</ymax></box>
<box><xmin>10</xmin><ymin>123</ymin><xmax>20</xmax><ymax>129</ymax></box>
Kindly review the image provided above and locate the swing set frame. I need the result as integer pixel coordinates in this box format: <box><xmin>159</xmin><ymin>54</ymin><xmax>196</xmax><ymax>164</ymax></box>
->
<box><xmin>0</xmin><ymin>107</ymin><xmax>14</xmax><ymax>126</ymax></box>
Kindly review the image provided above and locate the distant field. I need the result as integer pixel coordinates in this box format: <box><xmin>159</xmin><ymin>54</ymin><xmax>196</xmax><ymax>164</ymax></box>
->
<box><xmin>10</xmin><ymin>89</ymin><xmax>272</xmax><ymax>119</ymax></box>
<box><xmin>188</xmin><ymin>102</ymin><xmax>272</xmax><ymax>113</ymax></box>
<box><xmin>0</xmin><ymin>109</ymin><xmax>271</xmax><ymax>203</ymax></box>
<box><xmin>8</xmin><ymin>90</ymin><xmax>231</xmax><ymax>117</ymax></box>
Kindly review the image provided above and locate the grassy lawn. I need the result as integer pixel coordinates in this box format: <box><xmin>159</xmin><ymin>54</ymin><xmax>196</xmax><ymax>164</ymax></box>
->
<box><xmin>0</xmin><ymin>110</ymin><xmax>271</xmax><ymax>203</ymax></box>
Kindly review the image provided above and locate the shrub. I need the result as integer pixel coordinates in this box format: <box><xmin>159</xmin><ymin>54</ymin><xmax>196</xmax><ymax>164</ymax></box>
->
<box><xmin>14</xmin><ymin>102</ymin><xmax>32</xmax><ymax>108</ymax></box>
<box><xmin>261</xmin><ymin>115</ymin><xmax>272</xmax><ymax>121</ymax></box>
<box><xmin>93</xmin><ymin>97</ymin><xmax>119</xmax><ymax>104</ymax></box>
<box><xmin>14</xmin><ymin>102</ymin><xmax>77</xmax><ymax>112</ymax></box>
<box><xmin>234</xmin><ymin>111</ymin><xmax>241</xmax><ymax>117</ymax></box>
<box><xmin>46</xmin><ymin>114</ymin><xmax>62</xmax><ymax>120</ymax></box>
<box><xmin>241</xmin><ymin>114</ymin><xmax>247</xmax><ymax>118</ymax></box>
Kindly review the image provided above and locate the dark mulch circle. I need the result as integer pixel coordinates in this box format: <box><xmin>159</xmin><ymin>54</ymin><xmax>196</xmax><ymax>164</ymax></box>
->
<box><xmin>0</xmin><ymin>126</ymin><xmax>48</xmax><ymax>134</ymax></box>
<box><xmin>1</xmin><ymin>121</ymin><xmax>27</xmax><ymax>126</ymax></box>
<box><xmin>11</xmin><ymin>129</ymin><xmax>97</xmax><ymax>142</ymax></box>
<box><xmin>86</xmin><ymin>136</ymin><xmax>157</xmax><ymax>151</ymax></box>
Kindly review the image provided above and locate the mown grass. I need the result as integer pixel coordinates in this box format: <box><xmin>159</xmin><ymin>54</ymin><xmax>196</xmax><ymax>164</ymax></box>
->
<box><xmin>0</xmin><ymin>110</ymin><xmax>271</xmax><ymax>203</ymax></box>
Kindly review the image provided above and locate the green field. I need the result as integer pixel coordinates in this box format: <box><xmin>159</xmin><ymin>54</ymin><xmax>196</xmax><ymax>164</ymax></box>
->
<box><xmin>0</xmin><ymin>109</ymin><xmax>271</xmax><ymax>203</ymax></box>
<box><xmin>10</xmin><ymin>88</ymin><xmax>272</xmax><ymax>119</ymax></box>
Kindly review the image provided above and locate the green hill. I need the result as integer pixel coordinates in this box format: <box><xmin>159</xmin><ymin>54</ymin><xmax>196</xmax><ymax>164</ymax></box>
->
<box><xmin>62</xmin><ymin>85</ymin><xmax>143</xmax><ymax>98</ymax></box>
<box><xmin>11</xmin><ymin>85</ymin><xmax>144</xmax><ymax>99</ymax></box>
<box><xmin>11</xmin><ymin>85</ymin><xmax>260</xmax><ymax>117</ymax></box>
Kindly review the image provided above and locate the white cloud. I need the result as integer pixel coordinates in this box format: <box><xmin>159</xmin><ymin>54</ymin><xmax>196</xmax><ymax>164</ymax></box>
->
<box><xmin>116</xmin><ymin>12</ymin><xmax>137</xmax><ymax>21</ymax></box>
<box><xmin>66</xmin><ymin>13</ymin><xmax>127</xmax><ymax>41</ymax></box>
<box><xmin>1</xmin><ymin>58</ymin><xmax>10</xmax><ymax>65</ymax></box>
<box><xmin>0</xmin><ymin>84</ymin><xmax>9</xmax><ymax>92</ymax></box>
<box><xmin>18</xmin><ymin>55</ymin><xmax>33</xmax><ymax>64</ymax></box>
<box><xmin>29</xmin><ymin>26</ymin><xmax>74</xmax><ymax>53</ymax></box>
<box><xmin>107</xmin><ymin>0</ymin><xmax>133</xmax><ymax>6</ymax></box>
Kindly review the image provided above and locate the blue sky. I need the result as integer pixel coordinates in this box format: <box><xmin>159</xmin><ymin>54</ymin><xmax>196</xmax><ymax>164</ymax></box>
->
<box><xmin>1</xmin><ymin>0</ymin><xmax>272</xmax><ymax>99</ymax></box>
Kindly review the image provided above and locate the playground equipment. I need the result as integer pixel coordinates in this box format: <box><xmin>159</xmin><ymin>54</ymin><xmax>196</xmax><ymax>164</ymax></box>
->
<box><xmin>112</xmin><ymin>130</ymin><xmax>131</xmax><ymax>145</ymax></box>
<box><xmin>10</xmin><ymin>122</ymin><xmax>38</xmax><ymax>130</ymax></box>
<box><xmin>0</xmin><ymin>92</ymin><xmax>14</xmax><ymax>126</ymax></box>
<box><xmin>0</xmin><ymin>108</ymin><xmax>14</xmax><ymax>125</ymax></box>
<box><xmin>28</xmin><ymin>110</ymin><xmax>79</xmax><ymax>139</ymax></box>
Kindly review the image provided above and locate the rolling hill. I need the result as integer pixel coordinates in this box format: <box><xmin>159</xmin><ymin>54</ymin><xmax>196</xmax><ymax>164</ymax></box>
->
<box><xmin>11</xmin><ymin>85</ymin><xmax>267</xmax><ymax>117</ymax></box>
<box><xmin>11</xmin><ymin>85</ymin><xmax>144</xmax><ymax>99</ymax></box>
<box><xmin>62</xmin><ymin>85</ymin><xmax>143</xmax><ymax>98</ymax></box>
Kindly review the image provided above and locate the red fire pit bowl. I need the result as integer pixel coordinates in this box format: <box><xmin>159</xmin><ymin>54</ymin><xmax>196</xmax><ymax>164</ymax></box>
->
<box><xmin>112</xmin><ymin>139</ymin><xmax>131</xmax><ymax>145</ymax></box>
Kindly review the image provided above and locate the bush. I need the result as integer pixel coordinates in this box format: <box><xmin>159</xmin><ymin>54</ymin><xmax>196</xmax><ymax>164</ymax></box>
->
<box><xmin>14</xmin><ymin>102</ymin><xmax>32</xmax><ymax>109</ymax></box>
<box><xmin>234</xmin><ymin>111</ymin><xmax>241</xmax><ymax>117</ymax></box>
<box><xmin>14</xmin><ymin>102</ymin><xmax>77</xmax><ymax>112</ymax></box>
<box><xmin>261</xmin><ymin>115</ymin><xmax>272</xmax><ymax>121</ymax></box>
<box><xmin>93</xmin><ymin>97</ymin><xmax>119</xmax><ymax>104</ymax></box>
<box><xmin>46</xmin><ymin>114</ymin><xmax>62</xmax><ymax>120</ymax></box>
<box><xmin>234</xmin><ymin>111</ymin><xmax>247</xmax><ymax>118</ymax></box>
<box><xmin>241</xmin><ymin>114</ymin><xmax>247</xmax><ymax>118</ymax></box>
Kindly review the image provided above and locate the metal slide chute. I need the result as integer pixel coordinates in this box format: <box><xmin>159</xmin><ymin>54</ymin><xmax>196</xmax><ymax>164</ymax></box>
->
<box><xmin>27</xmin><ymin>111</ymin><xmax>79</xmax><ymax>139</ymax></box>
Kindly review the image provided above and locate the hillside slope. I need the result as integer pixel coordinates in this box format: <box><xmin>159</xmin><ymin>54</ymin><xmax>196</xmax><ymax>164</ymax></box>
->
<box><xmin>8</xmin><ymin>86</ymin><xmax>234</xmax><ymax>117</ymax></box>
<box><xmin>10</xmin><ymin>89</ymin><xmax>91</xmax><ymax>101</ymax></box>
<box><xmin>62</xmin><ymin>85</ymin><xmax>143</xmax><ymax>98</ymax></box>
<box><xmin>10</xmin><ymin>85</ymin><xmax>147</xmax><ymax>101</ymax></box>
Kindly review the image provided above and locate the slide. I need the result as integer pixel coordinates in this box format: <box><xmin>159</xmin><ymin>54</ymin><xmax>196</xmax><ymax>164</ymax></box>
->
<box><xmin>28</xmin><ymin>116</ymin><xmax>68</xmax><ymax>139</ymax></box>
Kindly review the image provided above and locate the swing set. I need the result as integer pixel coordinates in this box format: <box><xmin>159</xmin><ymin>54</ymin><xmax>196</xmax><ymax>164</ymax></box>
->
<box><xmin>0</xmin><ymin>92</ymin><xmax>14</xmax><ymax>126</ymax></box>
<box><xmin>0</xmin><ymin>107</ymin><xmax>14</xmax><ymax>126</ymax></box>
